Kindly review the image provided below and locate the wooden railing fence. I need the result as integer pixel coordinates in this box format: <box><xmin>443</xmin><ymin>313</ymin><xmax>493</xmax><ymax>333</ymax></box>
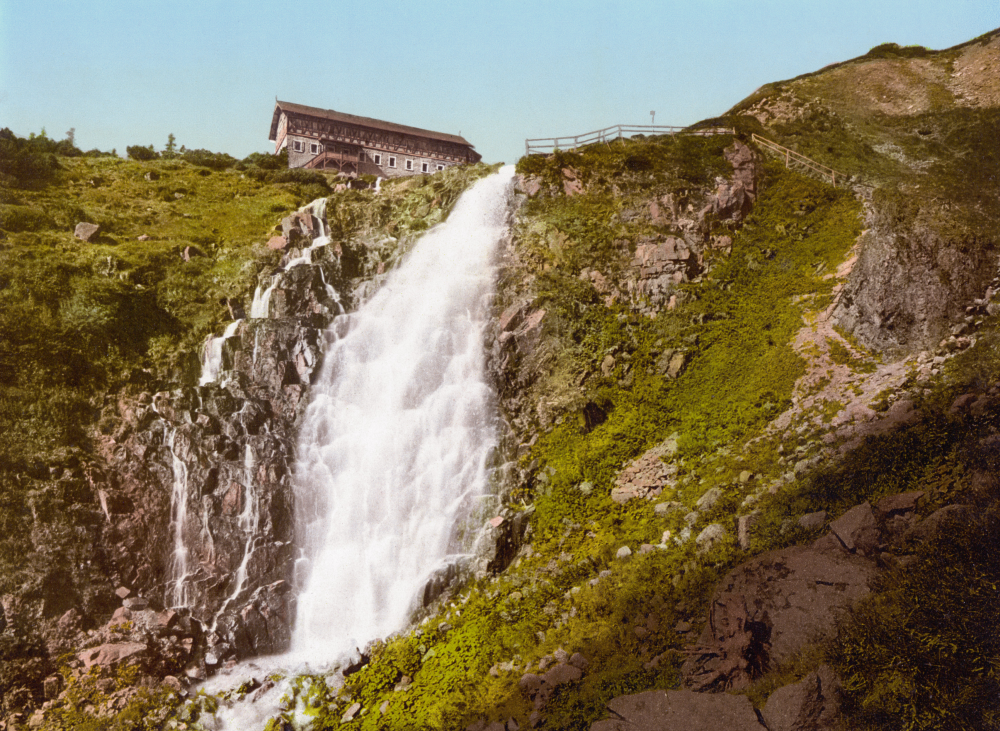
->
<box><xmin>750</xmin><ymin>133</ymin><xmax>847</xmax><ymax>187</ymax></box>
<box><xmin>524</xmin><ymin>124</ymin><xmax>733</xmax><ymax>155</ymax></box>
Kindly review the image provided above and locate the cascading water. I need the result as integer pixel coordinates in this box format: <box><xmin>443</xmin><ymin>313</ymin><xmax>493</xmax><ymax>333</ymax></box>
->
<box><xmin>200</xmin><ymin>319</ymin><xmax>243</xmax><ymax>385</ymax></box>
<box><xmin>166</xmin><ymin>427</ymin><xmax>192</xmax><ymax>608</ymax></box>
<box><xmin>290</xmin><ymin>165</ymin><xmax>515</xmax><ymax>661</ymax></box>
<box><xmin>212</xmin><ymin>444</ymin><xmax>260</xmax><ymax>629</ymax></box>
<box><xmin>250</xmin><ymin>197</ymin><xmax>335</xmax><ymax>319</ymax></box>
<box><xmin>199</xmin><ymin>168</ymin><xmax>513</xmax><ymax>729</ymax></box>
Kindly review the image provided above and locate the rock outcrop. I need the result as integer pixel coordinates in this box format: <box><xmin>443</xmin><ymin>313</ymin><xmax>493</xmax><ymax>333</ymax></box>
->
<box><xmin>590</xmin><ymin>689</ymin><xmax>764</xmax><ymax>731</ymax></box>
<box><xmin>681</xmin><ymin>542</ymin><xmax>876</xmax><ymax>690</ymax></box>
<box><xmin>91</xmin><ymin>213</ymin><xmax>349</xmax><ymax>669</ymax></box>
<box><xmin>832</xmin><ymin>200</ymin><xmax>998</xmax><ymax>355</ymax></box>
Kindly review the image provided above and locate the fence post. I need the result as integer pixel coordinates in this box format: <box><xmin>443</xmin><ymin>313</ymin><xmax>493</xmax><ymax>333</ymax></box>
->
<box><xmin>785</xmin><ymin>150</ymin><xmax>789</xmax><ymax>168</ymax></box>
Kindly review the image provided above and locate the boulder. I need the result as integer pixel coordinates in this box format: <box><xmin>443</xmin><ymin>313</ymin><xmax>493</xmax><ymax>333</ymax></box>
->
<box><xmin>903</xmin><ymin>504</ymin><xmax>972</xmax><ymax>543</ymax></box>
<box><xmin>696</xmin><ymin>523</ymin><xmax>727</xmax><ymax>554</ymax></box>
<box><xmin>666</xmin><ymin>351</ymin><xmax>687</xmax><ymax>379</ymax></box>
<box><xmin>520</xmin><ymin>663</ymin><xmax>583</xmax><ymax>711</ymax></box>
<box><xmin>562</xmin><ymin>168</ymin><xmax>584</xmax><ymax>196</ymax></box>
<box><xmin>182</xmin><ymin>245</ymin><xmax>205</xmax><ymax>261</ymax></box>
<box><xmin>74</xmin><ymin>222</ymin><xmax>101</xmax><ymax>241</ymax></box>
<box><xmin>602</xmin><ymin>355</ymin><xmax>616</xmax><ymax>377</ymax></box>
<box><xmin>829</xmin><ymin>502</ymin><xmax>880</xmax><ymax>555</ymax></box>
<box><xmin>43</xmin><ymin>675</ymin><xmax>62</xmax><ymax>700</ymax></box>
<box><xmin>516</xmin><ymin>175</ymin><xmax>542</xmax><ymax>197</ymax></box>
<box><xmin>590</xmin><ymin>689</ymin><xmax>764</xmax><ymax>731</ymax></box>
<box><xmin>695</xmin><ymin>487</ymin><xmax>723</xmax><ymax>511</ymax></box>
<box><xmin>798</xmin><ymin>511</ymin><xmax>828</xmax><ymax>531</ymax></box>
<box><xmin>762</xmin><ymin>665</ymin><xmax>842</xmax><ymax>731</ymax></box>
<box><xmin>267</xmin><ymin>235</ymin><xmax>288</xmax><ymax>251</ymax></box>
<box><xmin>281</xmin><ymin>211</ymin><xmax>320</xmax><ymax>243</ymax></box>
<box><xmin>682</xmin><ymin>545</ymin><xmax>876</xmax><ymax>688</ymax></box>
<box><xmin>876</xmin><ymin>491</ymin><xmax>924</xmax><ymax>518</ymax></box>
<box><xmin>738</xmin><ymin>512</ymin><xmax>760</xmax><ymax>550</ymax></box>
<box><xmin>78</xmin><ymin>642</ymin><xmax>148</xmax><ymax>670</ymax></box>
<box><xmin>341</xmin><ymin>702</ymin><xmax>361</xmax><ymax>722</ymax></box>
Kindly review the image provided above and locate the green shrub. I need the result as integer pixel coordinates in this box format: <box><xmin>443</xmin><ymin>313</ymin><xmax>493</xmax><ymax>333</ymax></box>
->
<box><xmin>180</xmin><ymin>148</ymin><xmax>237</xmax><ymax>170</ymax></box>
<box><xmin>126</xmin><ymin>145</ymin><xmax>158</xmax><ymax>161</ymax></box>
<box><xmin>273</xmin><ymin>167</ymin><xmax>331</xmax><ymax>189</ymax></box>
<box><xmin>0</xmin><ymin>128</ymin><xmax>64</xmax><ymax>186</ymax></box>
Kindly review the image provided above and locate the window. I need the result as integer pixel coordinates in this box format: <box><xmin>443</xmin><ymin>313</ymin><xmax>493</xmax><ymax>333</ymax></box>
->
<box><xmin>388</xmin><ymin>156</ymin><xmax>396</xmax><ymax>168</ymax></box>
<box><xmin>309</xmin><ymin>142</ymin><xmax>319</xmax><ymax>154</ymax></box>
<box><xmin>436</xmin><ymin>164</ymin><xmax>444</xmax><ymax>171</ymax></box>
<box><xmin>421</xmin><ymin>162</ymin><xmax>429</xmax><ymax>173</ymax></box>
<box><xmin>292</xmin><ymin>140</ymin><xmax>303</xmax><ymax>152</ymax></box>
<box><xmin>374</xmin><ymin>153</ymin><xmax>382</xmax><ymax>165</ymax></box>
<box><xmin>405</xmin><ymin>159</ymin><xmax>413</xmax><ymax>171</ymax></box>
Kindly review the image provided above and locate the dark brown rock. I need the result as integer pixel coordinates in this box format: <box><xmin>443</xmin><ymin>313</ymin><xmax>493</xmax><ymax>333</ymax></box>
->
<box><xmin>78</xmin><ymin>642</ymin><xmax>148</xmax><ymax>670</ymax></box>
<box><xmin>519</xmin><ymin>663</ymin><xmax>582</xmax><ymax>711</ymax></box>
<box><xmin>762</xmin><ymin>664</ymin><xmax>842</xmax><ymax>731</ymax></box>
<box><xmin>829</xmin><ymin>502</ymin><xmax>879</xmax><ymax>555</ymax></box>
<box><xmin>682</xmin><ymin>592</ymin><xmax>770</xmax><ymax>691</ymax></box>
<box><xmin>876</xmin><ymin>491</ymin><xmax>924</xmax><ymax>518</ymax></box>
<box><xmin>903</xmin><ymin>504</ymin><xmax>973</xmax><ymax>543</ymax></box>
<box><xmin>590</xmin><ymin>689</ymin><xmax>764</xmax><ymax>731</ymax></box>
<box><xmin>683</xmin><ymin>544</ymin><xmax>876</xmax><ymax>688</ymax></box>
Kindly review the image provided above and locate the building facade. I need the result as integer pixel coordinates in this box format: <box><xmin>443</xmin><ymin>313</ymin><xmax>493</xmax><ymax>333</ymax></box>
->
<box><xmin>269</xmin><ymin>101</ymin><xmax>481</xmax><ymax>178</ymax></box>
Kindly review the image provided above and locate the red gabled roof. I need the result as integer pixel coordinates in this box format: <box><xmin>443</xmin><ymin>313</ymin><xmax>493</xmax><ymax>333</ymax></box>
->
<box><xmin>269</xmin><ymin>101</ymin><xmax>475</xmax><ymax>149</ymax></box>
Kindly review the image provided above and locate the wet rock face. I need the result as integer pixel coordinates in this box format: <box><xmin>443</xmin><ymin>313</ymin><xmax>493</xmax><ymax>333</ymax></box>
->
<box><xmin>833</xmin><ymin>201</ymin><xmax>998</xmax><ymax>355</ymax></box>
<box><xmin>94</xmin><ymin>229</ymin><xmax>349</xmax><ymax>666</ymax></box>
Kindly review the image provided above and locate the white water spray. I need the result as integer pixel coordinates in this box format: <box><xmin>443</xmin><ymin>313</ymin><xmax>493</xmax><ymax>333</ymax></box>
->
<box><xmin>166</xmin><ymin>427</ymin><xmax>192</xmax><ymax>608</ymax></box>
<box><xmin>250</xmin><ymin>198</ymin><xmax>335</xmax><ymax>320</ymax></box>
<box><xmin>290</xmin><ymin>166</ymin><xmax>515</xmax><ymax>660</ymax></box>
<box><xmin>200</xmin><ymin>320</ymin><xmax>243</xmax><ymax>385</ymax></box>
<box><xmin>212</xmin><ymin>445</ymin><xmax>261</xmax><ymax>630</ymax></box>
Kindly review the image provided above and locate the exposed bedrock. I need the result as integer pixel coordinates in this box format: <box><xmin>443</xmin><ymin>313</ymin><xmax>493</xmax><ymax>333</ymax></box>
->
<box><xmin>833</xmin><ymin>200</ymin><xmax>998</xmax><ymax>356</ymax></box>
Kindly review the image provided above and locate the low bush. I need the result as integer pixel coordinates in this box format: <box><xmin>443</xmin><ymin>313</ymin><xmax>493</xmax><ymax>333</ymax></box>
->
<box><xmin>126</xmin><ymin>144</ymin><xmax>159</xmax><ymax>161</ymax></box>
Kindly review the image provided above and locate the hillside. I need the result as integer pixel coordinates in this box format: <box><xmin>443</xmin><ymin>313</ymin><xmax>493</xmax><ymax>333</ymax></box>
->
<box><xmin>1</xmin><ymin>27</ymin><xmax>999</xmax><ymax>731</ymax></box>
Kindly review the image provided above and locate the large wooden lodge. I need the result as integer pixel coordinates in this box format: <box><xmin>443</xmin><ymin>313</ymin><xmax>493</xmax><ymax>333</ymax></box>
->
<box><xmin>269</xmin><ymin>101</ymin><xmax>481</xmax><ymax>178</ymax></box>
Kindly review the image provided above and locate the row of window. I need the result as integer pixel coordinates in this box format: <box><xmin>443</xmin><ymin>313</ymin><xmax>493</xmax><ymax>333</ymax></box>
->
<box><xmin>290</xmin><ymin>139</ymin><xmax>445</xmax><ymax>172</ymax></box>
<box><xmin>372</xmin><ymin>153</ymin><xmax>443</xmax><ymax>173</ymax></box>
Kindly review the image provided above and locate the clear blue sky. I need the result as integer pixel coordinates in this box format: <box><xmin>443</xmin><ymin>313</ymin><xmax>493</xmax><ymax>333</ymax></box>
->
<box><xmin>2</xmin><ymin>1</ymin><xmax>998</xmax><ymax>164</ymax></box>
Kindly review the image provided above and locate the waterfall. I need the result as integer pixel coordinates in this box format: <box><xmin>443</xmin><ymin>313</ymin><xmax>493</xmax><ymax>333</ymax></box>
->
<box><xmin>212</xmin><ymin>445</ymin><xmax>260</xmax><ymax>630</ymax></box>
<box><xmin>199</xmin><ymin>320</ymin><xmax>243</xmax><ymax>385</ymax></box>
<box><xmin>290</xmin><ymin>165</ymin><xmax>515</xmax><ymax>661</ymax></box>
<box><xmin>166</xmin><ymin>427</ymin><xmax>192</xmax><ymax>608</ymax></box>
<box><xmin>251</xmin><ymin>197</ymin><xmax>334</xmax><ymax>320</ymax></box>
